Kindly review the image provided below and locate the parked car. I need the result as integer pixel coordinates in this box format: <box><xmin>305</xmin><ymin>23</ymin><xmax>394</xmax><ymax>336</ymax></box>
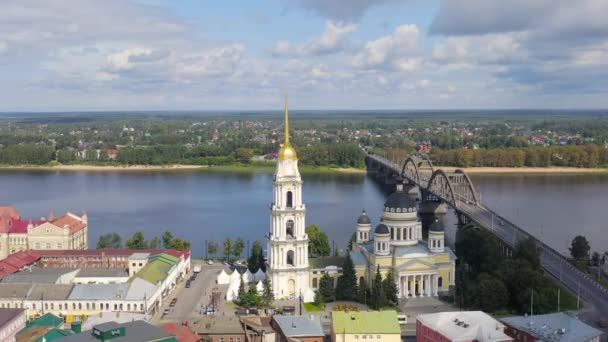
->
<box><xmin>163</xmin><ymin>308</ymin><xmax>170</xmax><ymax>316</ymax></box>
<box><xmin>185</xmin><ymin>281</ymin><xmax>191</xmax><ymax>288</ymax></box>
<box><xmin>397</xmin><ymin>314</ymin><xmax>408</xmax><ymax>325</ymax></box>
<box><xmin>207</xmin><ymin>260</ymin><xmax>214</xmax><ymax>265</ymax></box>
<box><xmin>170</xmin><ymin>298</ymin><xmax>177</xmax><ymax>307</ymax></box>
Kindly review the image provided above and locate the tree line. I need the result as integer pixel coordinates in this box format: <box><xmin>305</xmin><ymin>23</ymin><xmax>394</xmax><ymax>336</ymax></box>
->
<box><xmin>96</xmin><ymin>230</ymin><xmax>191</xmax><ymax>251</ymax></box>
<box><xmin>432</xmin><ymin>144</ymin><xmax>608</xmax><ymax>168</ymax></box>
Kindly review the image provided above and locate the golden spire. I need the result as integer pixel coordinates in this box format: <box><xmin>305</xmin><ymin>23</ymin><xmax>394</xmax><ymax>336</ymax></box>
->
<box><xmin>278</xmin><ymin>93</ymin><xmax>297</xmax><ymax>160</ymax></box>
<box><xmin>284</xmin><ymin>93</ymin><xmax>290</xmax><ymax>145</ymax></box>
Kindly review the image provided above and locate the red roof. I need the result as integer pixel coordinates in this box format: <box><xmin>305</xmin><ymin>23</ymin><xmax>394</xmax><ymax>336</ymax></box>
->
<box><xmin>0</xmin><ymin>251</ymin><xmax>40</xmax><ymax>278</ymax></box>
<box><xmin>162</xmin><ymin>323</ymin><xmax>199</xmax><ymax>342</ymax></box>
<box><xmin>51</xmin><ymin>213</ymin><xmax>86</xmax><ymax>233</ymax></box>
<box><xmin>0</xmin><ymin>207</ymin><xmax>86</xmax><ymax>234</ymax></box>
<box><xmin>36</xmin><ymin>248</ymin><xmax>190</xmax><ymax>259</ymax></box>
<box><xmin>8</xmin><ymin>219</ymin><xmax>46</xmax><ymax>234</ymax></box>
<box><xmin>0</xmin><ymin>207</ymin><xmax>21</xmax><ymax>233</ymax></box>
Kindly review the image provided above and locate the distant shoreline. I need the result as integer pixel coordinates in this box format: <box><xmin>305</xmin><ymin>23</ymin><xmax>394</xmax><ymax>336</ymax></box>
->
<box><xmin>0</xmin><ymin>164</ymin><xmax>604</xmax><ymax>174</ymax></box>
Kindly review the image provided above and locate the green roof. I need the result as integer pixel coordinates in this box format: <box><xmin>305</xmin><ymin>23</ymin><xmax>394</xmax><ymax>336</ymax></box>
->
<box><xmin>134</xmin><ymin>253</ymin><xmax>179</xmax><ymax>284</ymax></box>
<box><xmin>23</xmin><ymin>313</ymin><xmax>64</xmax><ymax>330</ymax></box>
<box><xmin>332</xmin><ymin>311</ymin><xmax>400</xmax><ymax>334</ymax></box>
<box><xmin>37</xmin><ymin>328</ymin><xmax>74</xmax><ymax>341</ymax></box>
<box><xmin>309</xmin><ymin>256</ymin><xmax>345</xmax><ymax>269</ymax></box>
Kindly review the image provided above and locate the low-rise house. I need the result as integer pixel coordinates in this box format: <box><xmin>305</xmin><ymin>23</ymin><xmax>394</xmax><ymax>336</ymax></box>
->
<box><xmin>241</xmin><ymin>316</ymin><xmax>275</xmax><ymax>342</ymax></box>
<box><xmin>57</xmin><ymin>321</ymin><xmax>177</xmax><ymax>341</ymax></box>
<box><xmin>500</xmin><ymin>313</ymin><xmax>603</xmax><ymax>342</ymax></box>
<box><xmin>272</xmin><ymin>315</ymin><xmax>324</xmax><ymax>342</ymax></box>
<box><xmin>0</xmin><ymin>308</ymin><xmax>26</xmax><ymax>342</ymax></box>
<box><xmin>331</xmin><ymin>311</ymin><xmax>400</xmax><ymax>342</ymax></box>
<box><xmin>416</xmin><ymin>311</ymin><xmax>512</xmax><ymax>342</ymax></box>
<box><xmin>190</xmin><ymin>316</ymin><xmax>246</xmax><ymax>342</ymax></box>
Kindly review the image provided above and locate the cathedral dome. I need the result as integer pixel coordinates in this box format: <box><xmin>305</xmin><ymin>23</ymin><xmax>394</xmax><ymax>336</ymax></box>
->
<box><xmin>384</xmin><ymin>190</ymin><xmax>417</xmax><ymax>212</ymax></box>
<box><xmin>357</xmin><ymin>210</ymin><xmax>371</xmax><ymax>224</ymax></box>
<box><xmin>374</xmin><ymin>223</ymin><xmax>389</xmax><ymax>235</ymax></box>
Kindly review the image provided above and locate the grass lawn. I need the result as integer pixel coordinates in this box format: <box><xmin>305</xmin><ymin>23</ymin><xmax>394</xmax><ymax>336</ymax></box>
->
<box><xmin>304</xmin><ymin>303</ymin><xmax>324</xmax><ymax>312</ymax></box>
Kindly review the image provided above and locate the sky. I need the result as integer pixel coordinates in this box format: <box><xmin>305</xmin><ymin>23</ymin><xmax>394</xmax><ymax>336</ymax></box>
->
<box><xmin>1</xmin><ymin>0</ymin><xmax>608</xmax><ymax>111</ymax></box>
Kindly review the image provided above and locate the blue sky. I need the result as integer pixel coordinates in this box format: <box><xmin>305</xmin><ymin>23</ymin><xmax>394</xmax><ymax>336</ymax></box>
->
<box><xmin>1</xmin><ymin>0</ymin><xmax>607</xmax><ymax>111</ymax></box>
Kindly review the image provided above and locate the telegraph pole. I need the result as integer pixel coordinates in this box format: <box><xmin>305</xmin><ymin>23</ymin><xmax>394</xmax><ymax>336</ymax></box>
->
<box><xmin>557</xmin><ymin>288</ymin><xmax>561</xmax><ymax>312</ymax></box>
<box><xmin>530</xmin><ymin>290</ymin><xmax>534</xmax><ymax>316</ymax></box>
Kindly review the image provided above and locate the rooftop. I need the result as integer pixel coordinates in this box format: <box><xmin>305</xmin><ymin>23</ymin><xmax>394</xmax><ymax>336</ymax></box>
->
<box><xmin>332</xmin><ymin>311</ymin><xmax>400</xmax><ymax>335</ymax></box>
<box><xmin>417</xmin><ymin>311</ymin><xmax>512</xmax><ymax>342</ymax></box>
<box><xmin>134</xmin><ymin>253</ymin><xmax>179</xmax><ymax>285</ymax></box>
<box><xmin>1</xmin><ymin>267</ymin><xmax>78</xmax><ymax>284</ymax></box>
<box><xmin>68</xmin><ymin>283</ymin><xmax>129</xmax><ymax>300</ymax></box>
<box><xmin>0</xmin><ymin>308</ymin><xmax>25</xmax><ymax>327</ymax></box>
<box><xmin>501</xmin><ymin>313</ymin><xmax>603</xmax><ymax>342</ymax></box>
<box><xmin>128</xmin><ymin>253</ymin><xmax>150</xmax><ymax>260</ymax></box>
<box><xmin>162</xmin><ymin>323</ymin><xmax>199</xmax><ymax>342</ymax></box>
<box><xmin>57</xmin><ymin>320</ymin><xmax>176</xmax><ymax>342</ymax></box>
<box><xmin>27</xmin><ymin>284</ymin><xmax>74</xmax><ymax>301</ymax></box>
<box><xmin>273</xmin><ymin>315</ymin><xmax>324</xmax><ymax>337</ymax></box>
<box><xmin>190</xmin><ymin>316</ymin><xmax>245</xmax><ymax>335</ymax></box>
<box><xmin>0</xmin><ymin>283</ymin><xmax>34</xmax><ymax>299</ymax></box>
<box><xmin>75</xmin><ymin>268</ymin><xmax>129</xmax><ymax>278</ymax></box>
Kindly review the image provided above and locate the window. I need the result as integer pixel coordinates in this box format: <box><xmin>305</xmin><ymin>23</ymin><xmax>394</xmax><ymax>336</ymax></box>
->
<box><xmin>286</xmin><ymin>191</ymin><xmax>293</xmax><ymax>208</ymax></box>
<box><xmin>355</xmin><ymin>336</ymin><xmax>359</xmax><ymax>339</ymax></box>
<box><xmin>46</xmin><ymin>243</ymin><xmax>51</xmax><ymax>249</ymax></box>
<box><xmin>390</xmin><ymin>228</ymin><xmax>394</xmax><ymax>240</ymax></box>
<box><xmin>78</xmin><ymin>303</ymin><xmax>82</xmax><ymax>310</ymax></box>
<box><xmin>438</xmin><ymin>277</ymin><xmax>443</xmax><ymax>287</ymax></box>
<box><xmin>139</xmin><ymin>263</ymin><xmax>143</xmax><ymax>266</ymax></box>
<box><xmin>377</xmin><ymin>336</ymin><xmax>381</xmax><ymax>339</ymax></box>
<box><xmin>312</xmin><ymin>278</ymin><xmax>318</xmax><ymax>288</ymax></box>
<box><xmin>286</xmin><ymin>220</ymin><xmax>294</xmax><ymax>238</ymax></box>
<box><xmin>286</xmin><ymin>250</ymin><xmax>295</xmax><ymax>266</ymax></box>
<box><xmin>237</xmin><ymin>339</ymin><xmax>241</xmax><ymax>342</ymax></box>
<box><xmin>230</xmin><ymin>338</ymin><xmax>234</xmax><ymax>342</ymax></box>
<box><xmin>132</xmin><ymin>263</ymin><xmax>136</xmax><ymax>267</ymax></box>
<box><xmin>220</xmin><ymin>338</ymin><xmax>224</xmax><ymax>342</ymax></box>
<box><xmin>362</xmin><ymin>336</ymin><xmax>367</xmax><ymax>339</ymax></box>
<box><xmin>51</xmin><ymin>303</ymin><xmax>54</xmax><ymax>310</ymax></box>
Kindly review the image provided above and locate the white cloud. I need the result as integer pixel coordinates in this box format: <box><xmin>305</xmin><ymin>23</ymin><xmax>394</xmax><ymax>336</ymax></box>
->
<box><xmin>353</xmin><ymin>24</ymin><xmax>421</xmax><ymax>71</ymax></box>
<box><xmin>272</xmin><ymin>20</ymin><xmax>356</xmax><ymax>57</ymax></box>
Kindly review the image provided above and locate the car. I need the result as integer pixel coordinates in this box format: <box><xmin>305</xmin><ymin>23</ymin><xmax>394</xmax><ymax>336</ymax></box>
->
<box><xmin>397</xmin><ymin>314</ymin><xmax>408</xmax><ymax>325</ymax></box>
<box><xmin>169</xmin><ymin>300</ymin><xmax>177</xmax><ymax>307</ymax></box>
<box><xmin>185</xmin><ymin>281</ymin><xmax>191</xmax><ymax>288</ymax></box>
<box><xmin>207</xmin><ymin>260</ymin><xmax>214</xmax><ymax>265</ymax></box>
<box><xmin>163</xmin><ymin>308</ymin><xmax>170</xmax><ymax>316</ymax></box>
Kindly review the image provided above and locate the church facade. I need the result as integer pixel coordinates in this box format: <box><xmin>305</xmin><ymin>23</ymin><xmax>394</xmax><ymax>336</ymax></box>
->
<box><xmin>350</xmin><ymin>181</ymin><xmax>456</xmax><ymax>298</ymax></box>
<box><xmin>266</xmin><ymin>97</ymin><xmax>314</xmax><ymax>302</ymax></box>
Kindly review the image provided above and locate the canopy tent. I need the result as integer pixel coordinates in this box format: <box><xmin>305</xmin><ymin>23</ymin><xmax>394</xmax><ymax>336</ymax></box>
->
<box><xmin>216</xmin><ymin>269</ymin><xmax>230</xmax><ymax>285</ymax></box>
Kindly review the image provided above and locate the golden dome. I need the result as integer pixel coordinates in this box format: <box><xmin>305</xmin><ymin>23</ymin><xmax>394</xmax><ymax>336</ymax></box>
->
<box><xmin>278</xmin><ymin>143</ymin><xmax>297</xmax><ymax>160</ymax></box>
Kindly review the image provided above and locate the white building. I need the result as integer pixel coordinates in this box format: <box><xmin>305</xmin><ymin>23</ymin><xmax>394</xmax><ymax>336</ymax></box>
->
<box><xmin>266</xmin><ymin>96</ymin><xmax>313</xmax><ymax>302</ymax></box>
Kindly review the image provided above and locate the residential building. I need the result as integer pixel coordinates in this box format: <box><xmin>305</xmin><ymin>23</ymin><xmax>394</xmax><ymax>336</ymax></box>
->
<box><xmin>331</xmin><ymin>311</ymin><xmax>400</xmax><ymax>342</ymax></box>
<box><xmin>241</xmin><ymin>316</ymin><xmax>275</xmax><ymax>342</ymax></box>
<box><xmin>161</xmin><ymin>323</ymin><xmax>199</xmax><ymax>342</ymax></box>
<box><xmin>500</xmin><ymin>313</ymin><xmax>603</xmax><ymax>342</ymax></box>
<box><xmin>0</xmin><ymin>207</ymin><xmax>88</xmax><ymax>259</ymax></box>
<box><xmin>272</xmin><ymin>315</ymin><xmax>324</xmax><ymax>342</ymax></box>
<box><xmin>56</xmin><ymin>320</ymin><xmax>177</xmax><ymax>341</ymax></box>
<box><xmin>190</xmin><ymin>316</ymin><xmax>246</xmax><ymax>342</ymax></box>
<box><xmin>0</xmin><ymin>308</ymin><xmax>26</xmax><ymax>342</ymax></box>
<box><xmin>416</xmin><ymin>311</ymin><xmax>512</xmax><ymax>342</ymax></box>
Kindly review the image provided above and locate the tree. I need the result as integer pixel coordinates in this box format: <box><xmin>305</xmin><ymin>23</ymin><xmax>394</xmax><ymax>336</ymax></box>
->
<box><xmin>126</xmin><ymin>231</ymin><xmax>148</xmax><ymax>249</ymax></box>
<box><xmin>516</xmin><ymin>238</ymin><xmax>540</xmax><ymax>270</ymax></box>
<box><xmin>237</xmin><ymin>274</ymin><xmax>246</xmax><ymax>304</ymax></box>
<box><xmin>347</xmin><ymin>232</ymin><xmax>356</xmax><ymax>251</ymax></box>
<box><xmin>96</xmin><ymin>233</ymin><xmax>122</xmax><ymax>249</ymax></box>
<box><xmin>149</xmin><ymin>236</ymin><xmax>160</xmax><ymax>249</ymax></box>
<box><xmin>233</xmin><ymin>238</ymin><xmax>245</xmax><ymax>259</ymax></box>
<box><xmin>223</xmin><ymin>238</ymin><xmax>233</xmax><ymax>260</ymax></box>
<box><xmin>335</xmin><ymin>253</ymin><xmax>357</xmax><ymax>301</ymax></box>
<box><xmin>262</xmin><ymin>277</ymin><xmax>274</xmax><ymax>306</ymax></box>
<box><xmin>370</xmin><ymin>265</ymin><xmax>386</xmax><ymax>310</ymax></box>
<box><xmin>592</xmin><ymin>251</ymin><xmax>601</xmax><ymax>266</ymax></box>
<box><xmin>319</xmin><ymin>274</ymin><xmax>335</xmax><ymax>302</ymax></box>
<box><xmin>314</xmin><ymin>290</ymin><xmax>325</xmax><ymax>307</ymax></box>
<box><xmin>477</xmin><ymin>273</ymin><xmax>509</xmax><ymax>313</ymax></box>
<box><xmin>162</xmin><ymin>231</ymin><xmax>174</xmax><ymax>249</ymax></box>
<box><xmin>570</xmin><ymin>235</ymin><xmax>590</xmax><ymax>260</ymax></box>
<box><xmin>306</xmin><ymin>225</ymin><xmax>331</xmax><ymax>257</ymax></box>
<box><xmin>382</xmin><ymin>268</ymin><xmax>398</xmax><ymax>306</ymax></box>
<box><xmin>170</xmin><ymin>238</ymin><xmax>191</xmax><ymax>251</ymax></box>
<box><xmin>356</xmin><ymin>284</ymin><xmax>369</xmax><ymax>304</ymax></box>
<box><xmin>236</xmin><ymin>148</ymin><xmax>254</xmax><ymax>163</ymax></box>
<box><xmin>248</xmin><ymin>240</ymin><xmax>265</xmax><ymax>272</ymax></box>
<box><xmin>244</xmin><ymin>284</ymin><xmax>260</xmax><ymax>307</ymax></box>
<box><xmin>207</xmin><ymin>241</ymin><xmax>219</xmax><ymax>258</ymax></box>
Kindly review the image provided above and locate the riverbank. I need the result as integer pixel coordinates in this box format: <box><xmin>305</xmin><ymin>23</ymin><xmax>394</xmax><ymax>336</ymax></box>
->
<box><xmin>0</xmin><ymin>163</ymin><xmax>605</xmax><ymax>174</ymax></box>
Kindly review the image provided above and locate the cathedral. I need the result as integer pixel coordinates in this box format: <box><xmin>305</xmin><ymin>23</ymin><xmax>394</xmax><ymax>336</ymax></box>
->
<box><xmin>266</xmin><ymin>96</ymin><xmax>314</xmax><ymax>302</ymax></box>
<box><xmin>350</xmin><ymin>180</ymin><xmax>456</xmax><ymax>298</ymax></box>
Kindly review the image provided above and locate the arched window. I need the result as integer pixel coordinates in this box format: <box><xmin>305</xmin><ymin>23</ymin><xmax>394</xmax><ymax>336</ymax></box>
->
<box><xmin>286</xmin><ymin>191</ymin><xmax>293</xmax><ymax>208</ymax></box>
<box><xmin>286</xmin><ymin>250</ymin><xmax>295</xmax><ymax>266</ymax></box>
<box><xmin>286</xmin><ymin>220</ymin><xmax>294</xmax><ymax>238</ymax></box>
<box><xmin>390</xmin><ymin>228</ymin><xmax>394</xmax><ymax>240</ymax></box>
<box><xmin>432</xmin><ymin>240</ymin><xmax>436</xmax><ymax>248</ymax></box>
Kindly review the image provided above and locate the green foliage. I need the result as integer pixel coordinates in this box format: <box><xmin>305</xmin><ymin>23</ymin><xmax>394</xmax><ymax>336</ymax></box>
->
<box><xmin>162</xmin><ymin>231</ymin><xmax>173</xmax><ymax>249</ymax></box>
<box><xmin>237</xmin><ymin>275</ymin><xmax>247</xmax><ymax>304</ymax></box>
<box><xmin>248</xmin><ymin>240</ymin><xmax>265</xmax><ymax>272</ymax></box>
<box><xmin>96</xmin><ymin>233</ymin><xmax>122</xmax><ymax>249</ymax></box>
<box><xmin>319</xmin><ymin>274</ymin><xmax>335</xmax><ymax>303</ymax></box>
<box><xmin>304</xmin><ymin>302</ymin><xmax>324</xmax><ymax>311</ymax></box>
<box><xmin>456</xmin><ymin>225</ymin><xmax>503</xmax><ymax>274</ymax></box>
<box><xmin>0</xmin><ymin>144</ymin><xmax>54</xmax><ymax>165</ymax></box>
<box><xmin>516</xmin><ymin>238</ymin><xmax>540</xmax><ymax>270</ymax></box>
<box><xmin>239</xmin><ymin>283</ymin><xmax>261</xmax><ymax>307</ymax></box>
<box><xmin>369</xmin><ymin>266</ymin><xmax>387</xmax><ymax>310</ymax></box>
<box><xmin>223</xmin><ymin>238</ymin><xmax>233</xmax><ymax>259</ymax></box>
<box><xmin>233</xmin><ymin>238</ymin><xmax>245</xmax><ymax>258</ymax></box>
<box><xmin>125</xmin><ymin>231</ymin><xmax>148</xmax><ymax>249</ymax></box>
<box><xmin>236</xmin><ymin>148</ymin><xmax>254</xmax><ymax>163</ymax></box>
<box><xmin>207</xmin><ymin>241</ymin><xmax>219</xmax><ymax>258</ymax></box>
<box><xmin>169</xmin><ymin>238</ymin><xmax>191</xmax><ymax>251</ymax></box>
<box><xmin>570</xmin><ymin>235</ymin><xmax>590</xmax><ymax>260</ymax></box>
<box><xmin>347</xmin><ymin>232</ymin><xmax>356</xmax><ymax>251</ymax></box>
<box><xmin>262</xmin><ymin>277</ymin><xmax>274</xmax><ymax>306</ymax></box>
<box><xmin>382</xmin><ymin>268</ymin><xmax>398</xmax><ymax>306</ymax></box>
<box><xmin>356</xmin><ymin>284</ymin><xmax>369</xmax><ymax>305</ymax></box>
<box><xmin>306</xmin><ymin>224</ymin><xmax>331</xmax><ymax>257</ymax></box>
<box><xmin>477</xmin><ymin>273</ymin><xmax>509</xmax><ymax>313</ymax></box>
<box><xmin>149</xmin><ymin>237</ymin><xmax>160</xmax><ymax>249</ymax></box>
<box><xmin>335</xmin><ymin>253</ymin><xmax>357</xmax><ymax>301</ymax></box>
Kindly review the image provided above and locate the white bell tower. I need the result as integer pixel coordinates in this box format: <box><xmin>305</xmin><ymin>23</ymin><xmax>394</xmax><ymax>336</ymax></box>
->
<box><xmin>267</xmin><ymin>95</ymin><xmax>313</xmax><ymax>301</ymax></box>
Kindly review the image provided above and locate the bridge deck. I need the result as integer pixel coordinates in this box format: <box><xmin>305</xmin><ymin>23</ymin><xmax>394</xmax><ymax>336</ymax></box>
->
<box><xmin>367</xmin><ymin>154</ymin><xmax>608</xmax><ymax>315</ymax></box>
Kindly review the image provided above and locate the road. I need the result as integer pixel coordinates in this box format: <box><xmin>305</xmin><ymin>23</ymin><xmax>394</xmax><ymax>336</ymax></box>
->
<box><xmin>153</xmin><ymin>261</ymin><xmax>225</xmax><ymax>324</ymax></box>
<box><xmin>458</xmin><ymin>201</ymin><xmax>608</xmax><ymax>316</ymax></box>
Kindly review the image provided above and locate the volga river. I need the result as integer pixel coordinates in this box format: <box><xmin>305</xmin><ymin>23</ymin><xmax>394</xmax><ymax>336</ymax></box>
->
<box><xmin>1</xmin><ymin>169</ymin><xmax>606</xmax><ymax>257</ymax></box>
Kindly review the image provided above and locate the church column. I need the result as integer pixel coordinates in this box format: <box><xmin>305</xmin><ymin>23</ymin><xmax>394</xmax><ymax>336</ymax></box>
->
<box><xmin>412</xmin><ymin>276</ymin><xmax>417</xmax><ymax>298</ymax></box>
<box><xmin>404</xmin><ymin>275</ymin><xmax>409</xmax><ymax>297</ymax></box>
<box><xmin>433</xmin><ymin>274</ymin><xmax>439</xmax><ymax>296</ymax></box>
<box><xmin>425</xmin><ymin>274</ymin><xmax>431</xmax><ymax>297</ymax></box>
<box><xmin>421</xmin><ymin>275</ymin><xmax>426</xmax><ymax>297</ymax></box>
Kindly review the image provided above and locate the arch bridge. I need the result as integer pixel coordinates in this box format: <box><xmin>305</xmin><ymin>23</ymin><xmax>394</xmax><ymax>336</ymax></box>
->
<box><xmin>365</xmin><ymin>153</ymin><xmax>608</xmax><ymax>315</ymax></box>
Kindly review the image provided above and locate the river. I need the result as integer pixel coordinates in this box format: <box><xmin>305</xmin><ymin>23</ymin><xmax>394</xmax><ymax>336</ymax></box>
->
<box><xmin>0</xmin><ymin>169</ymin><xmax>606</xmax><ymax>257</ymax></box>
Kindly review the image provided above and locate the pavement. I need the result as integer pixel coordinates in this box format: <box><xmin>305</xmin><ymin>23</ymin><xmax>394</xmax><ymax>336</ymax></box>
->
<box><xmin>152</xmin><ymin>260</ymin><xmax>225</xmax><ymax>324</ymax></box>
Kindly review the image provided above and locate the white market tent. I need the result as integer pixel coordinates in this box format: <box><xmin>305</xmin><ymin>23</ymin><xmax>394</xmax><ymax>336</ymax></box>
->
<box><xmin>216</xmin><ymin>269</ymin><xmax>230</xmax><ymax>285</ymax></box>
